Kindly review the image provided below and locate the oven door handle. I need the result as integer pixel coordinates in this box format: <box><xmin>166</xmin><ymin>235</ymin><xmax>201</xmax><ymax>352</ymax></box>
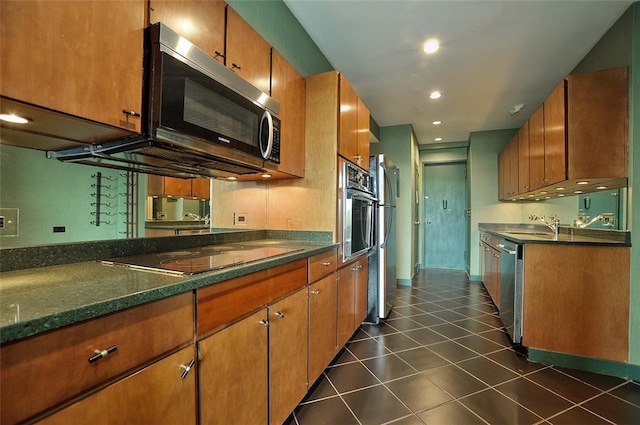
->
<box><xmin>498</xmin><ymin>243</ymin><xmax>517</xmax><ymax>255</ymax></box>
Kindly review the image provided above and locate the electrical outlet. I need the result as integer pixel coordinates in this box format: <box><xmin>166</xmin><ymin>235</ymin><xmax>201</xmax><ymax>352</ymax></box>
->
<box><xmin>234</xmin><ymin>212</ymin><xmax>248</xmax><ymax>226</ymax></box>
<box><xmin>0</xmin><ymin>208</ymin><xmax>19</xmax><ymax>237</ymax></box>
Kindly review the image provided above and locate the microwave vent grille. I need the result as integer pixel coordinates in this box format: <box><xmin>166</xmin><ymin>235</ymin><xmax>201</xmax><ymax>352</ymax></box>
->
<box><xmin>139</xmin><ymin>146</ymin><xmax>262</xmax><ymax>175</ymax></box>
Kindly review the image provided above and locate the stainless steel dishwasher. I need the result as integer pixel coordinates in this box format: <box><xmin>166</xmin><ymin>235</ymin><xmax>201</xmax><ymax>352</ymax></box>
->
<box><xmin>498</xmin><ymin>239</ymin><xmax>524</xmax><ymax>344</ymax></box>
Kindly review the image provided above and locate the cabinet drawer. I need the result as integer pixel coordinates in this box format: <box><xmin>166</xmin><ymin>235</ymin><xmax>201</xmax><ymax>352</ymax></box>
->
<box><xmin>308</xmin><ymin>249</ymin><xmax>337</xmax><ymax>283</ymax></box>
<box><xmin>197</xmin><ymin>259</ymin><xmax>307</xmax><ymax>337</ymax></box>
<box><xmin>0</xmin><ymin>292</ymin><xmax>193</xmax><ymax>424</ymax></box>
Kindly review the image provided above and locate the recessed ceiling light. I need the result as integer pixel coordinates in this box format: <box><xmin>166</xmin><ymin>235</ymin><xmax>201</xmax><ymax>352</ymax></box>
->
<box><xmin>596</xmin><ymin>186</ymin><xmax>608</xmax><ymax>190</ymax></box>
<box><xmin>558</xmin><ymin>194</ymin><xmax>565</xmax><ymax>197</ymax></box>
<box><xmin>574</xmin><ymin>190</ymin><xmax>584</xmax><ymax>194</ymax></box>
<box><xmin>577</xmin><ymin>181</ymin><xmax>589</xmax><ymax>185</ymax></box>
<box><xmin>0</xmin><ymin>113</ymin><xmax>30</xmax><ymax>124</ymax></box>
<box><xmin>435</xmin><ymin>137</ymin><xmax>442</xmax><ymax>141</ymax></box>
<box><xmin>432</xmin><ymin>120</ymin><xmax>442</xmax><ymax>125</ymax></box>
<box><xmin>555</xmin><ymin>187</ymin><xmax>566</xmax><ymax>191</ymax></box>
<box><xmin>226</xmin><ymin>176</ymin><xmax>237</xmax><ymax>181</ymax></box>
<box><xmin>261</xmin><ymin>173</ymin><xmax>272</xmax><ymax>178</ymax></box>
<box><xmin>429</xmin><ymin>91</ymin><xmax>441</xmax><ymax>100</ymax></box>
<box><xmin>423</xmin><ymin>39</ymin><xmax>440</xmax><ymax>54</ymax></box>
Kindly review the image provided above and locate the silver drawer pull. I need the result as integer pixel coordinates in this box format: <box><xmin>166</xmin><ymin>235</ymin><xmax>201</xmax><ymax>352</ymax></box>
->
<box><xmin>180</xmin><ymin>359</ymin><xmax>195</xmax><ymax>379</ymax></box>
<box><xmin>322</xmin><ymin>261</ymin><xmax>331</xmax><ymax>266</ymax></box>
<box><xmin>275</xmin><ymin>311</ymin><xmax>285</xmax><ymax>318</ymax></box>
<box><xmin>88</xmin><ymin>345</ymin><xmax>118</xmax><ymax>363</ymax></box>
<box><xmin>259</xmin><ymin>319</ymin><xmax>269</xmax><ymax>327</ymax></box>
<box><xmin>310</xmin><ymin>290</ymin><xmax>320</xmax><ymax>295</ymax></box>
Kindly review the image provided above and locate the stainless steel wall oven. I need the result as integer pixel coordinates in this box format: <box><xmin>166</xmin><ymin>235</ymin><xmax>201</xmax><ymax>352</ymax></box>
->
<box><xmin>342</xmin><ymin>162</ymin><xmax>376</xmax><ymax>262</ymax></box>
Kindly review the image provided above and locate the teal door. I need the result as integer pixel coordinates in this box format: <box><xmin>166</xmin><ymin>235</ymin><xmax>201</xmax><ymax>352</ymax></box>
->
<box><xmin>422</xmin><ymin>162</ymin><xmax>467</xmax><ymax>270</ymax></box>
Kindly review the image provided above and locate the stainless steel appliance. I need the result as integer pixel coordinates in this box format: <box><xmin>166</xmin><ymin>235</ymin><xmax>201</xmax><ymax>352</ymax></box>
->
<box><xmin>367</xmin><ymin>154</ymin><xmax>397</xmax><ymax>322</ymax></box>
<box><xmin>103</xmin><ymin>244</ymin><xmax>302</xmax><ymax>276</ymax></box>
<box><xmin>498</xmin><ymin>239</ymin><xmax>523</xmax><ymax>343</ymax></box>
<box><xmin>342</xmin><ymin>161</ymin><xmax>375</xmax><ymax>262</ymax></box>
<box><xmin>47</xmin><ymin>23</ymin><xmax>281</xmax><ymax>179</ymax></box>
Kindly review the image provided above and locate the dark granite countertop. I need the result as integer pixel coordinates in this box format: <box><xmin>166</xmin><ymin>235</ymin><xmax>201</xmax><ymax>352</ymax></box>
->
<box><xmin>479</xmin><ymin>223</ymin><xmax>631</xmax><ymax>246</ymax></box>
<box><xmin>0</xmin><ymin>233</ymin><xmax>337</xmax><ymax>345</ymax></box>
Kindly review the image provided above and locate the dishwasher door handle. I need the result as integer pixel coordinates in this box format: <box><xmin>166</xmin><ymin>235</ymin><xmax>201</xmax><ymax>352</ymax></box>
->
<box><xmin>497</xmin><ymin>244</ymin><xmax>516</xmax><ymax>255</ymax></box>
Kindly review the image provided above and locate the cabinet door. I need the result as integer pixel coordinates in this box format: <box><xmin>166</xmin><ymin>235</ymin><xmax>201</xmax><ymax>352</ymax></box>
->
<box><xmin>309</xmin><ymin>274</ymin><xmax>338</xmax><ymax>384</ymax></box>
<box><xmin>497</xmin><ymin>149</ymin><xmax>507</xmax><ymax>200</ymax></box>
<box><xmin>198</xmin><ymin>309</ymin><xmax>268</xmax><ymax>425</ymax></box>
<box><xmin>543</xmin><ymin>81</ymin><xmax>567</xmax><ymax>186</ymax></box>
<box><xmin>164</xmin><ymin>177</ymin><xmax>192</xmax><ymax>197</ymax></box>
<box><xmin>518</xmin><ymin>121</ymin><xmax>530</xmax><ymax>194</ymax></box>
<box><xmin>190</xmin><ymin>178</ymin><xmax>211</xmax><ymax>199</ymax></box>
<box><xmin>0</xmin><ymin>1</ymin><xmax>144</xmax><ymax>133</ymax></box>
<box><xmin>148</xmin><ymin>0</ymin><xmax>226</xmax><ymax>63</ymax></box>
<box><xmin>508</xmin><ymin>136</ymin><xmax>519</xmax><ymax>198</ymax></box>
<box><xmin>269</xmin><ymin>289</ymin><xmax>309</xmax><ymax>425</ymax></box>
<box><xmin>338</xmin><ymin>75</ymin><xmax>359</xmax><ymax>164</ymax></box>
<box><xmin>271</xmin><ymin>49</ymin><xmax>306</xmax><ymax>177</ymax></box>
<box><xmin>529</xmin><ymin>105</ymin><xmax>545</xmax><ymax>191</ymax></box>
<box><xmin>226</xmin><ymin>7</ymin><xmax>271</xmax><ymax>94</ymax></box>
<box><xmin>337</xmin><ymin>265</ymin><xmax>356</xmax><ymax>347</ymax></box>
<box><xmin>490</xmin><ymin>248</ymin><xmax>500</xmax><ymax>309</ymax></box>
<box><xmin>356</xmin><ymin>98</ymin><xmax>371</xmax><ymax>170</ymax></box>
<box><xmin>39</xmin><ymin>346</ymin><xmax>197</xmax><ymax>425</ymax></box>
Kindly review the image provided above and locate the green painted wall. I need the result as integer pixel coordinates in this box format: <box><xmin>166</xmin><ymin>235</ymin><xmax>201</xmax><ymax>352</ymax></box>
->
<box><xmin>0</xmin><ymin>144</ymin><xmax>145</xmax><ymax>247</ymax></box>
<box><xmin>226</xmin><ymin>0</ymin><xmax>332</xmax><ymax>76</ymax></box>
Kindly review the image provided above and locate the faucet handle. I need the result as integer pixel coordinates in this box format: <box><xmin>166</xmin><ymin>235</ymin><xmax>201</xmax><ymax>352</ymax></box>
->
<box><xmin>529</xmin><ymin>214</ymin><xmax>539</xmax><ymax>221</ymax></box>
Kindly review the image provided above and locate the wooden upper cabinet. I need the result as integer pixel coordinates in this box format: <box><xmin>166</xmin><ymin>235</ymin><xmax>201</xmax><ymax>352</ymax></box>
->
<box><xmin>147</xmin><ymin>176</ymin><xmax>210</xmax><ymax>199</ymax></box>
<box><xmin>518</xmin><ymin>121</ymin><xmax>530</xmax><ymax>194</ymax></box>
<box><xmin>543</xmin><ymin>81</ymin><xmax>567</xmax><ymax>186</ymax></box>
<box><xmin>566</xmin><ymin>67</ymin><xmax>628</xmax><ymax>180</ymax></box>
<box><xmin>506</xmin><ymin>135</ymin><xmax>518</xmax><ymax>198</ymax></box>
<box><xmin>148</xmin><ymin>0</ymin><xmax>226</xmax><ymax>63</ymax></box>
<box><xmin>356</xmin><ymin>98</ymin><xmax>371</xmax><ymax>171</ymax></box>
<box><xmin>270</xmin><ymin>49</ymin><xmax>306</xmax><ymax>178</ymax></box>
<box><xmin>528</xmin><ymin>105</ymin><xmax>545</xmax><ymax>191</ymax></box>
<box><xmin>0</xmin><ymin>0</ymin><xmax>145</xmax><ymax>133</ymax></box>
<box><xmin>226</xmin><ymin>6</ymin><xmax>271</xmax><ymax>94</ymax></box>
<box><xmin>338</xmin><ymin>75</ymin><xmax>360</xmax><ymax>166</ymax></box>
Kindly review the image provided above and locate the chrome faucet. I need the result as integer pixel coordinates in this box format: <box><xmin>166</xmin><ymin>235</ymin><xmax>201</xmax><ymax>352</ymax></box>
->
<box><xmin>578</xmin><ymin>213</ymin><xmax>613</xmax><ymax>228</ymax></box>
<box><xmin>529</xmin><ymin>214</ymin><xmax>560</xmax><ymax>240</ymax></box>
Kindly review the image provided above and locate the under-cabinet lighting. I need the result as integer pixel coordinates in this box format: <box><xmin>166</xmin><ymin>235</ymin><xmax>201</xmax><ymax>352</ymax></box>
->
<box><xmin>574</xmin><ymin>190</ymin><xmax>584</xmax><ymax>194</ymax></box>
<box><xmin>226</xmin><ymin>176</ymin><xmax>238</xmax><ymax>181</ymax></box>
<box><xmin>429</xmin><ymin>91</ymin><xmax>441</xmax><ymax>100</ymax></box>
<box><xmin>423</xmin><ymin>39</ymin><xmax>440</xmax><ymax>54</ymax></box>
<box><xmin>577</xmin><ymin>181</ymin><xmax>589</xmax><ymax>185</ymax></box>
<box><xmin>432</xmin><ymin>120</ymin><xmax>442</xmax><ymax>125</ymax></box>
<box><xmin>261</xmin><ymin>173</ymin><xmax>272</xmax><ymax>178</ymax></box>
<box><xmin>0</xmin><ymin>114</ymin><xmax>30</xmax><ymax>124</ymax></box>
<box><xmin>596</xmin><ymin>186</ymin><xmax>608</xmax><ymax>190</ymax></box>
<box><xmin>435</xmin><ymin>137</ymin><xmax>443</xmax><ymax>141</ymax></box>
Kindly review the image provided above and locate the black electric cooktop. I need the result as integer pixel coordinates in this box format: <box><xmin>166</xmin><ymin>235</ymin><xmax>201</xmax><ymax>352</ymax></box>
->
<box><xmin>102</xmin><ymin>244</ymin><xmax>303</xmax><ymax>276</ymax></box>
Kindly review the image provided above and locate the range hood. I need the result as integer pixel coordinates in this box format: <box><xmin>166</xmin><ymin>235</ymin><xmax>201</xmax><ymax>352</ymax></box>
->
<box><xmin>1</xmin><ymin>23</ymin><xmax>281</xmax><ymax>179</ymax></box>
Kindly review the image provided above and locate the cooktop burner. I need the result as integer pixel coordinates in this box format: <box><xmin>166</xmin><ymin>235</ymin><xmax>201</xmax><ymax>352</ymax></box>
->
<box><xmin>102</xmin><ymin>245</ymin><xmax>303</xmax><ymax>276</ymax></box>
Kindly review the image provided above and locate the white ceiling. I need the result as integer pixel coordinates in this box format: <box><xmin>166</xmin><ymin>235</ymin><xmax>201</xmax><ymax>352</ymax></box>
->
<box><xmin>282</xmin><ymin>0</ymin><xmax>633</xmax><ymax>146</ymax></box>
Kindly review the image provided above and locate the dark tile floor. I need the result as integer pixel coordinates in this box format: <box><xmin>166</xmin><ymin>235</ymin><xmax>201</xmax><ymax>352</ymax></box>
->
<box><xmin>288</xmin><ymin>269</ymin><xmax>640</xmax><ymax>425</ymax></box>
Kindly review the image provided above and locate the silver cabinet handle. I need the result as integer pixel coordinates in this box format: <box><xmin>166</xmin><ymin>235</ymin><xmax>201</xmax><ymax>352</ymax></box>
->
<box><xmin>259</xmin><ymin>319</ymin><xmax>269</xmax><ymax>327</ymax></box>
<box><xmin>88</xmin><ymin>345</ymin><xmax>117</xmax><ymax>363</ymax></box>
<box><xmin>322</xmin><ymin>261</ymin><xmax>331</xmax><ymax>266</ymax></box>
<box><xmin>275</xmin><ymin>311</ymin><xmax>285</xmax><ymax>318</ymax></box>
<box><xmin>310</xmin><ymin>290</ymin><xmax>320</xmax><ymax>295</ymax></box>
<box><xmin>180</xmin><ymin>359</ymin><xmax>195</xmax><ymax>379</ymax></box>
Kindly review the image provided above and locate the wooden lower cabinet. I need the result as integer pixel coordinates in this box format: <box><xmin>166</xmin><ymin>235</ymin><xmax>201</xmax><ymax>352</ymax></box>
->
<box><xmin>309</xmin><ymin>274</ymin><xmax>338</xmax><ymax>384</ymax></box>
<box><xmin>337</xmin><ymin>258</ymin><xmax>368</xmax><ymax>348</ymax></box>
<box><xmin>269</xmin><ymin>288</ymin><xmax>309</xmax><ymax>425</ymax></box>
<box><xmin>39</xmin><ymin>346</ymin><xmax>197</xmax><ymax>425</ymax></box>
<box><xmin>522</xmin><ymin>244</ymin><xmax>630</xmax><ymax>362</ymax></box>
<box><xmin>0</xmin><ymin>293</ymin><xmax>193</xmax><ymax>425</ymax></box>
<box><xmin>198</xmin><ymin>309</ymin><xmax>269</xmax><ymax>425</ymax></box>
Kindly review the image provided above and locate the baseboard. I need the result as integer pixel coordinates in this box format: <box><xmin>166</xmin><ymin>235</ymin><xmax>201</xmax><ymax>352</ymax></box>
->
<box><xmin>397</xmin><ymin>278</ymin><xmax>412</xmax><ymax>286</ymax></box>
<box><xmin>528</xmin><ymin>348</ymin><xmax>640</xmax><ymax>381</ymax></box>
<box><xmin>469</xmin><ymin>274</ymin><xmax>482</xmax><ymax>282</ymax></box>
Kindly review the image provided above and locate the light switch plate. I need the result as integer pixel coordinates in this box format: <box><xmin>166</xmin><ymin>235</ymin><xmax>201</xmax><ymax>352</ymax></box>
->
<box><xmin>0</xmin><ymin>208</ymin><xmax>19</xmax><ymax>237</ymax></box>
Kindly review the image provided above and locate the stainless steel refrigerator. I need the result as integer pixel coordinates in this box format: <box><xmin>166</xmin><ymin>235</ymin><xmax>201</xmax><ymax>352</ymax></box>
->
<box><xmin>366</xmin><ymin>154</ymin><xmax>397</xmax><ymax>323</ymax></box>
